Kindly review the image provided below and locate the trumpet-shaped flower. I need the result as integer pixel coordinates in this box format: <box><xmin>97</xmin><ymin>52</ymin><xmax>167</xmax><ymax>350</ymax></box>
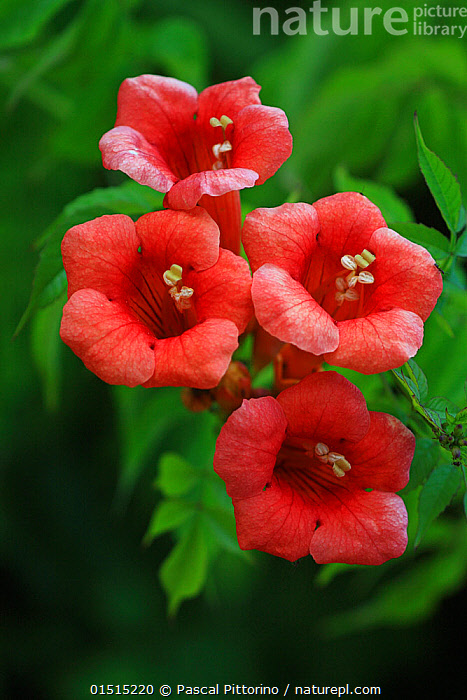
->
<box><xmin>242</xmin><ymin>193</ymin><xmax>443</xmax><ymax>374</ymax></box>
<box><xmin>214</xmin><ymin>372</ymin><xmax>413</xmax><ymax>564</ymax></box>
<box><xmin>60</xmin><ymin>208</ymin><xmax>253</xmax><ymax>389</ymax></box>
<box><xmin>99</xmin><ymin>75</ymin><xmax>292</xmax><ymax>253</ymax></box>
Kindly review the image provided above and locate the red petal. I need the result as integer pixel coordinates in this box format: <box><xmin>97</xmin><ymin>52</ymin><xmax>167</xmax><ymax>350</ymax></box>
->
<box><xmin>232</xmin><ymin>105</ymin><xmax>292</xmax><ymax>185</ymax></box>
<box><xmin>309</xmin><ymin>490</ymin><xmax>408</xmax><ymax>565</ymax></box>
<box><xmin>313</xmin><ymin>192</ymin><xmax>387</xmax><ymax>257</ymax></box>
<box><xmin>144</xmin><ymin>318</ymin><xmax>239</xmax><ymax>389</ymax></box>
<box><xmin>136</xmin><ymin>208</ymin><xmax>220</xmax><ymax>273</ymax></box>
<box><xmin>199</xmin><ymin>191</ymin><xmax>242</xmax><ymax>255</ymax></box>
<box><xmin>60</xmin><ymin>289</ymin><xmax>155</xmax><ymax>387</ymax></box>
<box><xmin>112</xmin><ymin>75</ymin><xmax>198</xmax><ymax>179</ymax></box>
<box><xmin>252</xmin><ymin>264</ymin><xmax>339</xmax><ymax>355</ymax></box>
<box><xmin>164</xmin><ymin>168</ymin><xmax>258</xmax><ymax>210</ymax></box>
<box><xmin>364</xmin><ymin>227</ymin><xmax>443</xmax><ymax>321</ymax></box>
<box><xmin>325</xmin><ymin>308</ymin><xmax>424</xmax><ymax>373</ymax></box>
<box><xmin>99</xmin><ymin>126</ymin><xmax>178</xmax><ymax>191</ymax></box>
<box><xmin>346</xmin><ymin>412</ymin><xmax>414</xmax><ymax>492</ymax></box>
<box><xmin>62</xmin><ymin>215</ymin><xmax>140</xmax><ymax>298</ymax></box>
<box><xmin>277</xmin><ymin>371</ymin><xmax>370</xmax><ymax>444</ymax></box>
<box><xmin>188</xmin><ymin>249</ymin><xmax>253</xmax><ymax>333</ymax></box>
<box><xmin>214</xmin><ymin>397</ymin><xmax>287</xmax><ymax>499</ymax></box>
<box><xmin>233</xmin><ymin>477</ymin><xmax>318</xmax><ymax>561</ymax></box>
<box><xmin>242</xmin><ymin>203</ymin><xmax>319</xmax><ymax>276</ymax></box>
<box><xmin>197</xmin><ymin>77</ymin><xmax>261</xmax><ymax>125</ymax></box>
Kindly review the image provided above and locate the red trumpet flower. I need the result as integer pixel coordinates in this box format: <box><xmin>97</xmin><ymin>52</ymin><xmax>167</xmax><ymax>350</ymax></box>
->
<box><xmin>60</xmin><ymin>208</ymin><xmax>252</xmax><ymax>389</ymax></box>
<box><xmin>242</xmin><ymin>193</ymin><xmax>443</xmax><ymax>374</ymax></box>
<box><xmin>99</xmin><ymin>75</ymin><xmax>292</xmax><ymax>253</ymax></box>
<box><xmin>214</xmin><ymin>372</ymin><xmax>414</xmax><ymax>565</ymax></box>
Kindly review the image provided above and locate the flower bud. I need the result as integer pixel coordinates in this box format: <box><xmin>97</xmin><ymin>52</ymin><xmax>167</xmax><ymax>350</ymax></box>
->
<box><xmin>213</xmin><ymin>361</ymin><xmax>252</xmax><ymax>413</ymax></box>
<box><xmin>181</xmin><ymin>388</ymin><xmax>213</xmax><ymax>413</ymax></box>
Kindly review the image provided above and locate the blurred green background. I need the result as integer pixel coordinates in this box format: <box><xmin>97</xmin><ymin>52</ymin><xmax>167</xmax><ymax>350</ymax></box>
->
<box><xmin>2</xmin><ymin>0</ymin><xmax>467</xmax><ymax>698</ymax></box>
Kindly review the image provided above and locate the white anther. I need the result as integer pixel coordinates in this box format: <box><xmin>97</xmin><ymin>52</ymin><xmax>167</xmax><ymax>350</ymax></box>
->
<box><xmin>357</xmin><ymin>271</ymin><xmax>374</xmax><ymax>284</ymax></box>
<box><xmin>335</xmin><ymin>277</ymin><xmax>347</xmax><ymax>292</ymax></box>
<box><xmin>218</xmin><ymin>140</ymin><xmax>232</xmax><ymax>153</ymax></box>
<box><xmin>335</xmin><ymin>291</ymin><xmax>345</xmax><ymax>305</ymax></box>
<box><xmin>327</xmin><ymin>452</ymin><xmax>345</xmax><ymax>464</ymax></box>
<box><xmin>347</xmin><ymin>274</ymin><xmax>358</xmax><ymax>288</ymax></box>
<box><xmin>344</xmin><ymin>288</ymin><xmax>359</xmax><ymax>301</ymax></box>
<box><xmin>341</xmin><ymin>255</ymin><xmax>357</xmax><ymax>271</ymax></box>
<box><xmin>170</xmin><ymin>285</ymin><xmax>194</xmax><ymax>311</ymax></box>
<box><xmin>212</xmin><ymin>160</ymin><xmax>223</xmax><ymax>170</ymax></box>
<box><xmin>179</xmin><ymin>286</ymin><xmax>194</xmax><ymax>299</ymax></box>
<box><xmin>315</xmin><ymin>442</ymin><xmax>330</xmax><ymax>457</ymax></box>
<box><xmin>210</xmin><ymin>117</ymin><xmax>222</xmax><ymax>128</ymax></box>
<box><xmin>212</xmin><ymin>140</ymin><xmax>232</xmax><ymax>160</ymax></box>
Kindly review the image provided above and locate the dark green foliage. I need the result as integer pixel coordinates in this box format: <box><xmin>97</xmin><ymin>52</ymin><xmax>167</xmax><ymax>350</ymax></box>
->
<box><xmin>3</xmin><ymin>0</ymin><xmax>467</xmax><ymax>696</ymax></box>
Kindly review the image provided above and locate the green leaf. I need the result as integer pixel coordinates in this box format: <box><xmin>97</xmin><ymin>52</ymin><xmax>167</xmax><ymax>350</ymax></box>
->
<box><xmin>112</xmin><ymin>386</ymin><xmax>187</xmax><ymax>509</ymax></box>
<box><xmin>392</xmin><ymin>363</ymin><xmax>422</xmax><ymax>402</ymax></box>
<box><xmin>139</xmin><ymin>17</ymin><xmax>208</xmax><ymax>91</ymax></box>
<box><xmin>143</xmin><ymin>500</ymin><xmax>195</xmax><ymax>545</ymax></box>
<box><xmin>324</xmin><ymin>521</ymin><xmax>467</xmax><ymax>635</ymax></box>
<box><xmin>405</xmin><ymin>359</ymin><xmax>429</xmax><ymax>403</ymax></box>
<box><xmin>401</xmin><ymin>438</ymin><xmax>440</xmax><ymax>493</ymax></box>
<box><xmin>334</xmin><ymin>166</ymin><xmax>414</xmax><ymax>223</ymax></box>
<box><xmin>315</xmin><ymin>563</ymin><xmax>361</xmax><ymax>586</ymax></box>
<box><xmin>425</xmin><ymin>396</ymin><xmax>459</xmax><ymax>420</ymax></box>
<box><xmin>0</xmin><ymin>0</ymin><xmax>75</xmax><ymax>50</ymax></box>
<box><xmin>204</xmin><ymin>506</ymin><xmax>243</xmax><ymax>555</ymax></box>
<box><xmin>456</xmin><ymin>229</ymin><xmax>467</xmax><ymax>257</ymax></box>
<box><xmin>6</xmin><ymin>10</ymin><xmax>81</xmax><ymax>111</ymax></box>
<box><xmin>432</xmin><ymin>311</ymin><xmax>455</xmax><ymax>339</ymax></box>
<box><xmin>156</xmin><ymin>453</ymin><xmax>200</xmax><ymax>498</ymax></box>
<box><xmin>455</xmin><ymin>407</ymin><xmax>467</xmax><ymax>425</ymax></box>
<box><xmin>160</xmin><ymin>516</ymin><xmax>209</xmax><ymax>616</ymax></box>
<box><xmin>415</xmin><ymin>464</ymin><xmax>461</xmax><ymax>547</ymax></box>
<box><xmin>388</xmin><ymin>221</ymin><xmax>450</xmax><ymax>260</ymax></box>
<box><xmin>414</xmin><ymin>114</ymin><xmax>463</xmax><ymax>234</ymax></box>
<box><xmin>252</xmin><ymin>362</ymin><xmax>274</xmax><ymax>390</ymax></box>
<box><xmin>30</xmin><ymin>293</ymin><xmax>66</xmax><ymax>412</ymax></box>
<box><xmin>34</xmin><ymin>180</ymin><xmax>164</xmax><ymax>250</ymax></box>
<box><xmin>16</xmin><ymin>181</ymin><xmax>163</xmax><ymax>336</ymax></box>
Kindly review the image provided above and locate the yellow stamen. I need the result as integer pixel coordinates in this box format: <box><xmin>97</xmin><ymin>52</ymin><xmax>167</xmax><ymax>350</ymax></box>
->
<box><xmin>361</xmin><ymin>249</ymin><xmax>376</xmax><ymax>265</ymax></box>
<box><xmin>220</xmin><ymin>115</ymin><xmax>233</xmax><ymax>128</ymax></box>
<box><xmin>336</xmin><ymin>249</ymin><xmax>376</xmax><ymax>307</ymax></box>
<box><xmin>163</xmin><ymin>264</ymin><xmax>183</xmax><ymax>287</ymax></box>
<box><xmin>313</xmin><ymin>447</ymin><xmax>352</xmax><ymax>477</ymax></box>
<box><xmin>354</xmin><ymin>249</ymin><xmax>376</xmax><ymax>269</ymax></box>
